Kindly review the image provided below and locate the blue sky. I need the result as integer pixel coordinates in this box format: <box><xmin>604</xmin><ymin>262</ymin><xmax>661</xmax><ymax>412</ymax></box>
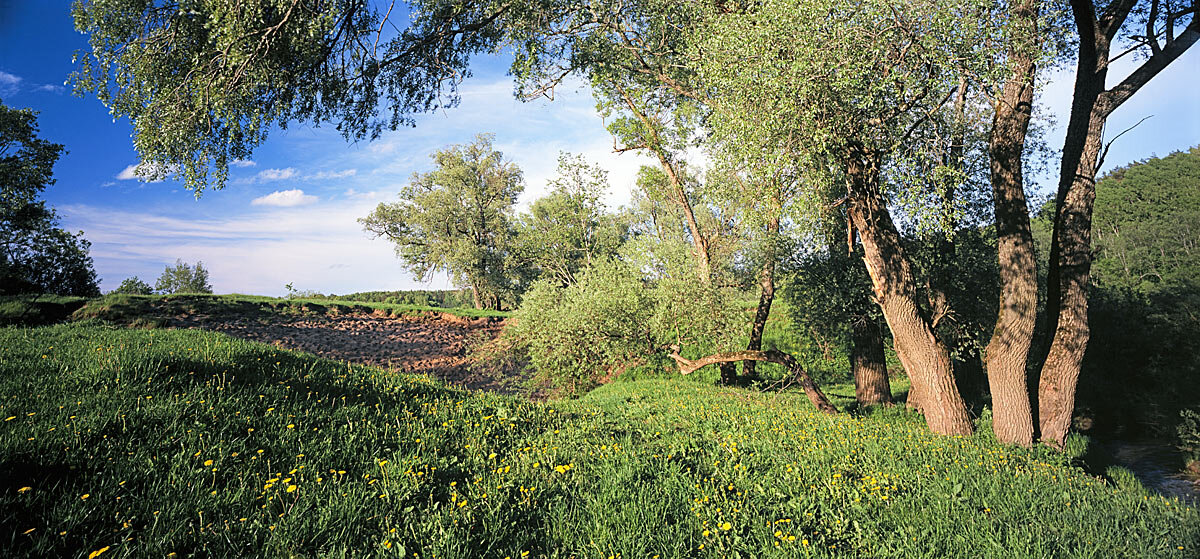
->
<box><xmin>1</xmin><ymin>2</ymin><xmax>1197</xmax><ymax>296</ymax></box>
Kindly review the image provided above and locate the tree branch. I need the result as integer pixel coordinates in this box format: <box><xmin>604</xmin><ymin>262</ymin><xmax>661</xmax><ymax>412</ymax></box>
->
<box><xmin>668</xmin><ymin>348</ymin><xmax>839</xmax><ymax>414</ymax></box>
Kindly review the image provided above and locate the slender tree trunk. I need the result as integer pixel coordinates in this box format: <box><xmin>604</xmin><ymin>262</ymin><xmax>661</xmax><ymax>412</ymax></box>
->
<box><xmin>851</xmin><ymin>318</ymin><xmax>892</xmax><ymax>406</ymax></box>
<box><xmin>985</xmin><ymin>0</ymin><xmax>1038</xmax><ymax>447</ymax></box>
<box><xmin>744</xmin><ymin>216</ymin><xmax>780</xmax><ymax>379</ymax></box>
<box><xmin>1039</xmin><ymin>0</ymin><xmax>1198</xmax><ymax>448</ymax></box>
<box><xmin>844</xmin><ymin>145</ymin><xmax>972</xmax><ymax>435</ymax></box>
<box><xmin>470</xmin><ymin>284</ymin><xmax>482</xmax><ymax>310</ymax></box>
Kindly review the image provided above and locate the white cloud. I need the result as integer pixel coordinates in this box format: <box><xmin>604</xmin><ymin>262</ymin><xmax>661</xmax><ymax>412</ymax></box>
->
<box><xmin>115</xmin><ymin>163</ymin><xmax>166</xmax><ymax>183</ymax></box>
<box><xmin>0</xmin><ymin>71</ymin><xmax>21</xmax><ymax>96</ymax></box>
<box><xmin>33</xmin><ymin>84</ymin><xmax>65</xmax><ymax>94</ymax></box>
<box><xmin>257</xmin><ymin>167</ymin><xmax>297</xmax><ymax>181</ymax></box>
<box><xmin>309</xmin><ymin>169</ymin><xmax>357</xmax><ymax>180</ymax></box>
<box><xmin>250</xmin><ymin>189</ymin><xmax>318</xmax><ymax>207</ymax></box>
<box><xmin>231</xmin><ymin>159</ymin><xmax>256</xmax><ymax>168</ymax></box>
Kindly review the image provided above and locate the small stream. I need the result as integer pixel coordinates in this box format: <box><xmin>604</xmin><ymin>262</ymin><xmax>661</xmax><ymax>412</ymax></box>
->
<box><xmin>1102</xmin><ymin>440</ymin><xmax>1199</xmax><ymax>505</ymax></box>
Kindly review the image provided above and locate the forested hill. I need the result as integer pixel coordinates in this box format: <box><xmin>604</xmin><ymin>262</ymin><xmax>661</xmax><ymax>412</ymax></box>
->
<box><xmin>1092</xmin><ymin>146</ymin><xmax>1200</xmax><ymax>293</ymax></box>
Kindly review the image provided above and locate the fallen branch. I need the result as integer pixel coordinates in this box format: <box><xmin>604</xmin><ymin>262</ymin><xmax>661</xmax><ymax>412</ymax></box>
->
<box><xmin>668</xmin><ymin>348</ymin><xmax>839</xmax><ymax>414</ymax></box>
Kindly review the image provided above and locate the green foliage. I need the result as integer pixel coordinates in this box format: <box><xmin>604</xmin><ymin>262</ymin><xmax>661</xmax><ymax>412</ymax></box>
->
<box><xmin>71</xmin><ymin>0</ymin><xmax>509</xmax><ymax>193</ymax></box>
<box><xmin>506</xmin><ymin>258</ymin><xmax>656</xmax><ymax>392</ymax></box>
<box><xmin>1177</xmin><ymin>409</ymin><xmax>1200</xmax><ymax>466</ymax></box>
<box><xmin>506</xmin><ymin>256</ymin><xmax>747</xmax><ymax>392</ymax></box>
<box><xmin>154</xmin><ymin>259</ymin><xmax>213</xmax><ymax>294</ymax></box>
<box><xmin>111</xmin><ymin>276</ymin><xmax>153</xmax><ymax>295</ymax></box>
<box><xmin>0</xmin><ymin>294</ymin><xmax>86</xmax><ymax>326</ymax></box>
<box><xmin>322</xmin><ymin>289</ymin><xmax>475</xmax><ymax>308</ymax></box>
<box><xmin>360</xmin><ymin>134</ymin><xmax>525</xmax><ymax>310</ymax></box>
<box><xmin>0</xmin><ymin>102</ymin><xmax>100</xmax><ymax>297</ymax></box>
<box><xmin>1091</xmin><ymin>147</ymin><xmax>1200</xmax><ymax>293</ymax></box>
<box><xmin>1</xmin><ymin>324</ymin><xmax>1196</xmax><ymax>558</ymax></box>
<box><xmin>514</xmin><ymin>153</ymin><xmax>627</xmax><ymax>286</ymax></box>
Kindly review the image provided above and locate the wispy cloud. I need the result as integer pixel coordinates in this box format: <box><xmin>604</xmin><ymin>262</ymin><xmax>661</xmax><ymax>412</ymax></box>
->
<box><xmin>231</xmin><ymin>159</ymin><xmax>257</xmax><ymax>168</ymax></box>
<box><xmin>0</xmin><ymin>71</ymin><xmax>22</xmax><ymax>96</ymax></box>
<box><xmin>33</xmin><ymin>83</ymin><xmax>65</xmax><ymax>94</ymax></box>
<box><xmin>59</xmin><ymin>199</ymin><xmax>448</xmax><ymax>295</ymax></box>
<box><xmin>251</xmin><ymin>189</ymin><xmax>318</xmax><ymax>207</ymax></box>
<box><xmin>256</xmin><ymin>167</ymin><xmax>297</xmax><ymax>181</ymax></box>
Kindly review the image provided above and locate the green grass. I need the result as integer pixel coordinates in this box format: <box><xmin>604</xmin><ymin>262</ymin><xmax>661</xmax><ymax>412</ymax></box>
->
<box><xmin>0</xmin><ymin>295</ymin><xmax>87</xmax><ymax>326</ymax></box>
<box><xmin>1</xmin><ymin>323</ymin><xmax>1196</xmax><ymax>558</ymax></box>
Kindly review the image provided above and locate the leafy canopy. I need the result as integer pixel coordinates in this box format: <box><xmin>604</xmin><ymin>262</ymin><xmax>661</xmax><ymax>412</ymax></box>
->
<box><xmin>359</xmin><ymin>133</ymin><xmax>523</xmax><ymax>310</ymax></box>
<box><xmin>0</xmin><ymin>101</ymin><xmax>100</xmax><ymax>297</ymax></box>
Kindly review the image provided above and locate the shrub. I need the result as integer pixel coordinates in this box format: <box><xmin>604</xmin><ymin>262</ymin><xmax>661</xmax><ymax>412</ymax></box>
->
<box><xmin>1178</xmin><ymin>408</ymin><xmax>1200</xmax><ymax>466</ymax></box>
<box><xmin>112</xmin><ymin>276</ymin><xmax>154</xmax><ymax>295</ymax></box>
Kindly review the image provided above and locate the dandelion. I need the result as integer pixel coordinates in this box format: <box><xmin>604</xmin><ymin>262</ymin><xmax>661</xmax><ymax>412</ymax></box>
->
<box><xmin>720</xmin><ymin>522</ymin><xmax>731</xmax><ymax>531</ymax></box>
<box><xmin>17</xmin><ymin>486</ymin><xmax>31</xmax><ymax>493</ymax></box>
<box><xmin>87</xmin><ymin>546</ymin><xmax>110</xmax><ymax>559</ymax></box>
<box><xmin>203</xmin><ymin>459</ymin><xmax>213</xmax><ymax>466</ymax></box>
<box><xmin>80</xmin><ymin>493</ymin><xmax>90</xmax><ymax>500</ymax></box>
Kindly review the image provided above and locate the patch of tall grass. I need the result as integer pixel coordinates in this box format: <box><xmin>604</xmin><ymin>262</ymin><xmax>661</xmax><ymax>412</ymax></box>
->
<box><xmin>1</xmin><ymin>323</ymin><xmax>1195</xmax><ymax>557</ymax></box>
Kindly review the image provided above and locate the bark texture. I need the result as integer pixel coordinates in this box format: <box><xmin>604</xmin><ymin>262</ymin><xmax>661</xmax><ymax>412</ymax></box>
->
<box><xmin>851</xmin><ymin>318</ymin><xmax>892</xmax><ymax>406</ymax></box>
<box><xmin>843</xmin><ymin>146</ymin><xmax>972</xmax><ymax>435</ymax></box>
<box><xmin>670</xmin><ymin>349</ymin><xmax>838</xmax><ymax>414</ymax></box>
<box><xmin>984</xmin><ymin>0</ymin><xmax>1038</xmax><ymax>447</ymax></box>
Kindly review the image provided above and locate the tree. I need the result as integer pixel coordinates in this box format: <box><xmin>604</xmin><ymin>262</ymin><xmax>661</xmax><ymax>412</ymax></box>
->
<box><xmin>1039</xmin><ymin>0</ymin><xmax>1200</xmax><ymax>447</ymax></box>
<box><xmin>155</xmin><ymin>260</ymin><xmax>212</xmax><ymax>294</ymax></box>
<box><xmin>514</xmin><ymin>153</ymin><xmax>627</xmax><ymax>286</ymax></box>
<box><xmin>1</xmin><ymin>101</ymin><xmax>100</xmax><ymax>297</ymax></box>
<box><xmin>112</xmin><ymin>276</ymin><xmax>154</xmax><ymax>295</ymax></box>
<box><xmin>360</xmin><ymin>134</ymin><xmax>523</xmax><ymax>310</ymax></box>
<box><xmin>694</xmin><ymin>0</ymin><xmax>992</xmax><ymax>435</ymax></box>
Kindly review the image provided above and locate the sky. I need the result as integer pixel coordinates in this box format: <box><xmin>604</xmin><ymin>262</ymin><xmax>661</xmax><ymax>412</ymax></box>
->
<box><xmin>0</xmin><ymin>2</ymin><xmax>1197</xmax><ymax>296</ymax></box>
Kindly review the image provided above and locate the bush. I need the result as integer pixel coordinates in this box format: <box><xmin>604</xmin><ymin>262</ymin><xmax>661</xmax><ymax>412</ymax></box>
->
<box><xmin>1178</xmin><ymin>408</ymin><xmax>1200</xmax><ymax>466</ymax></box>
<box><xmin>112</xmin><ymin>276</ymin><xmax>154</xmax><ymax>295</ymax></box>
<box><xmin>504</xmin><ymin>258</ymin><xmax>747</xmax><ymax>392</ymax></box>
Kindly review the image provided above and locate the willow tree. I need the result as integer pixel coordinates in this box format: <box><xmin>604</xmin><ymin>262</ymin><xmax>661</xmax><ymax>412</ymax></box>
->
<box><xmin>693</xmin><ymin>0</ymin><xmax>997</xmax><ymax>435</ymax></box>
<box><xmin>360</xmin><ymin>134</ymin><xmax>524</xmax><ymax>310</ymax></box>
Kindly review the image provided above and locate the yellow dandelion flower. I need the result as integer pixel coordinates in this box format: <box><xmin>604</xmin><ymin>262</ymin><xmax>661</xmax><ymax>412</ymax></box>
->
<box><xmin>17</xmin><ymin>486</ymin><xmax>31</xmax><ymax>493</ymax></box>
<box><xmin>286</xmin><ymin>485</ymin><xmax>297</xmax><ymax>493</ymax></box>
<box><xmin>87</xmin><ymin>546</ymin><xmax>110</xmax><ymax>559</ymax></box>
<box><xmin>203</xmin><ymin>460</ymin><xmax>213</xmax><ymax>466</ymax></box>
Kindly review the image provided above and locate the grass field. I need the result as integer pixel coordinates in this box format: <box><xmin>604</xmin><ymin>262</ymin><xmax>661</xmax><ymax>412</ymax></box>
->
<box><xmin>1</xmin><ymin>321</ymin><xmax>1196</xmax><ymax>558</ymax></box>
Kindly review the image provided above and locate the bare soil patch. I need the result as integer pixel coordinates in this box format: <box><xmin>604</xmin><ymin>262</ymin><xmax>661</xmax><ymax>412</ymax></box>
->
<box><xmin>167</xmin><ymin>311</ymin><xmax>529</xmax><ymax>395</ymax></box>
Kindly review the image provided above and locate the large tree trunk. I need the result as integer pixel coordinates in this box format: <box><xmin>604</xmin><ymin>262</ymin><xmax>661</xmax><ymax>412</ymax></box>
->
<box><xmin>1039</xmin><ymin>0</ymin><xmax>1199</xmax><ymax>448</ymax></box>
<box><xmin>744</xmin><ymin>216</ymin><xmax>780</xmax><ymax>379</ymax></box>
<box><xmin>984</xmin><ymin>0</ymin><xmax>1038</xmax><ymax>447</ymax></box>
<box><xmin>670</xmin><ymin>349</ymin><xmax>838</xmax><ymax>414</ymax></box>
<box><xmin>844</xmin><ymin>146</ymin><xmax>973</xmax><ymax>436</ymax></box>
<box><xmin>851</xmin><ymin>318</ymin><xmax>892</xmax><ymax>406</ymax></box>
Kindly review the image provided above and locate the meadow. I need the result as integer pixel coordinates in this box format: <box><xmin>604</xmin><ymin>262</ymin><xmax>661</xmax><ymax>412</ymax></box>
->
<box><xmin>1</xmin><ymin>318</ymin><xmax>1196</xmax><ymax>558</ymax></box>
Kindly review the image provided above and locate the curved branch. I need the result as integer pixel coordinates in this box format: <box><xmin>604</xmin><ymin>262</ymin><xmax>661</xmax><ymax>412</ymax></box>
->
<box><xmin>669</xmin><ymin>349</ymin><xmax>839</xmax><ymax>414</ymax></box>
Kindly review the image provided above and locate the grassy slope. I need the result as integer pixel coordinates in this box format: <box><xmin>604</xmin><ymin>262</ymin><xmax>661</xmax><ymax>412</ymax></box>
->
<box><xmin>1</xmin><ymin>323</ymin><xmax>1195</xmax><ymax>558</ymax></box>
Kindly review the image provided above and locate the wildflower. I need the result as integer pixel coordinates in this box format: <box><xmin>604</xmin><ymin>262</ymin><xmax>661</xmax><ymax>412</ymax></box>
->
<box><xmin>203</xmin><ymin>460</ymin><xmax>213</xmax><ymax>466</ymax></box>
<box><xmin>287</xmin><ymin>485</ymin><xmax>297</xmax><ymax>493</ymax></box>
<box><xmin>87</xmin><ymin>546</ymin><xmax>110</xmax><ymax>559</ymax></box>
<box><xmin>17</xmin><ymin>486</ymin><xmax>31</xmax><ymax>493</ymax></box>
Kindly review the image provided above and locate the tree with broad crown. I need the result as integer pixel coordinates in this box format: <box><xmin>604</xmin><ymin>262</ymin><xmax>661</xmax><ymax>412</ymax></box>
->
<box><xmin>359</xmin><ymin>134</ymin><xmax>524</xmax><ymax>310</ymax></box>
<box><xmin>1</xmin><ymin>101</ymin><xmax>100</xmax><ymax>297</ymax></box>
<box><xmin>155</xmin><ymin>260</ymin><xmax>213</xmax><ymax>294</ymax></box>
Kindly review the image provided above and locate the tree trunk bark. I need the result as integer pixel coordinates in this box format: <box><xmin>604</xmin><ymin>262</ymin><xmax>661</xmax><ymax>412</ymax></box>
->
<box><xmin>844</xmin><ymin>146</ymin><xmax>973</xmax><ymax>436</ymax></box>
<box><xmin>984</xmin><ymin>0</ymin><xmax>1038</xmax><ymax>447</ymax></box>
<box><xmin>470</xmin><ymin>284</ymin><xmax>482</xmax><ymax>310</ymax></box>
<box><xmin>670</xmin><ymin>349</ymin><xmax>838</xmax><ymax>414</ymax></box>
<box><xmin>851</xmin><ymin>318</ymin><xmax>892</xmax><ymax>406</ymax></box>
<box><xmin>744</xmin><ymin>216</ymin><xmax>780</xmax><ymax>379</ymax></box>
